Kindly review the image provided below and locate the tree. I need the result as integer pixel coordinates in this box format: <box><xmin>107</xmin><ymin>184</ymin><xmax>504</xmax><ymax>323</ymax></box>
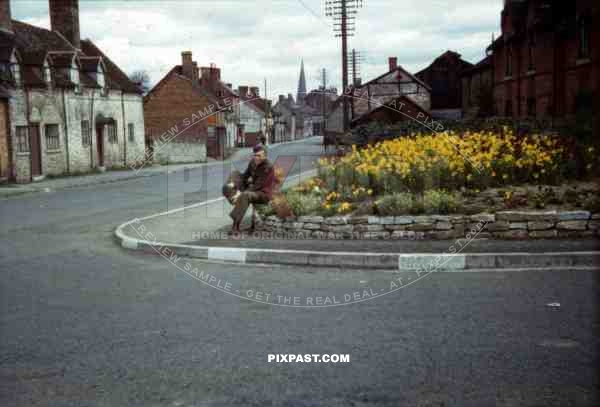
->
<box><xmin>129</xmin><ymin>70</ymin><xmax>151</xmax><ymax>95</ymax></box>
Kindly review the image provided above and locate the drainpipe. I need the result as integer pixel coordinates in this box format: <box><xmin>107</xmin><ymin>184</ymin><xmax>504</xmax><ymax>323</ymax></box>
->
<box><xmin>121</xmin><ymin>90</ymin><xmax>126</xmax><ymax>167</ymax></box>
<box><xmin>24</xmin><ymin>87</ymin><xmax>32</xmax><ymax>180</ymax></box>
<box><xmin>4</xmin><ymin>97</ymin><xmax>14</xmax><ymax>181</ymax></box>
<box><xmin>89</xmin><ymin>88</ymin><xmax>95</xmax><ymax>168</ymax></box>
<box><xmin>61</xmin><ymin>87</ymin><xmax>70</xmax><ymax>174</ymax></box>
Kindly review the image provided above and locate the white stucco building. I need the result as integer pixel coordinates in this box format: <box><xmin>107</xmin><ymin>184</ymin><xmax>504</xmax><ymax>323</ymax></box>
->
<box><xmin>0</xmin><ymin>0</ymin><xmax>145</xmax><ymax>183</ymax></box>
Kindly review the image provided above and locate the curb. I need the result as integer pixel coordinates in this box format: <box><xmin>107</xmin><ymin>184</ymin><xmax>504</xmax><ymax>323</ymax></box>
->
<box><xmin>115</xmin><ymin>220</ymin><xmax>600</xmax><ymax>271</ymax></box>
<box><xmin>113</xmin><ymin>163</ymin><xmax>600</xmax><ymax>272</ymax></box>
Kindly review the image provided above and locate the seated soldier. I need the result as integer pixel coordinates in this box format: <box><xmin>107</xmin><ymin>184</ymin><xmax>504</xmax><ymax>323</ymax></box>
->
<box><xmin>229</xmin><ymin>144</ymin><xmax>273</xmax><ymax>233</ymax></box>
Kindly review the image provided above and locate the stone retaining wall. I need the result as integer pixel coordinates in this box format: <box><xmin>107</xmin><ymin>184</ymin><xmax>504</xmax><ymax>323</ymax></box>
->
<box><xmin>257</xmin><ymin>211</ymin><xmax>600</xmax><ymax>240</ymax></box>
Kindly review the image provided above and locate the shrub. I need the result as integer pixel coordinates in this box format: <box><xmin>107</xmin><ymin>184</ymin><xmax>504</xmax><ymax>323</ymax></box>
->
<box><xmin>422</xmin><ymin>190</ymin><xmax>462</xmax><ymax>214</ymax></box>
<box><xmin>374</xmin><ymin>193</ymin><xmax>414</xmax><ymax>216</ymax></box>
<box><xmin>284</xmin><ymin>191</ymin><xmax>323</xmax><ymax>217</ymax></box>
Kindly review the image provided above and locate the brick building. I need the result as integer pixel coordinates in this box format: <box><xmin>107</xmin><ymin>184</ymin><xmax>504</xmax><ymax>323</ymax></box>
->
<box><xmin>416</xmin><ymin>50</ymin><xmax>473</xmax><ymax>119</ymax></box>
<box><xmin>461</xmin><ymin>55</ymin><xmax>494</xmax><ymax>118</ymax></box>
<box><xmin>488</xmin><ymin>0</ymin><xmax>599</xmax><ymax>119</ymax></box>
<box><xmin>143</xmin><ymin>52</ymin><xmax>237</xmax><ymax>162</ymax></box>
<box><xmin>325</xmin><ymin>57</ymin><xmax>431</xmax><ymax>135</ymax></box>
<box><xmin>0</xmin><ymin>0</ymin><xmax>145</xmax><ymax>183</ymax></box>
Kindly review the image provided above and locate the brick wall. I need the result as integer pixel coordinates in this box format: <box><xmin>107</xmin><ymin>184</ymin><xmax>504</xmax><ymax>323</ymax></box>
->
<box><xmin>144</xmin><ymin>73</ymin><xmax>210</xmax><ymax>151</ymax></box>
<box><xmin>492</xmin><ymin>0</ymin><xmax>599</xmax><ymax>119</ymax></box>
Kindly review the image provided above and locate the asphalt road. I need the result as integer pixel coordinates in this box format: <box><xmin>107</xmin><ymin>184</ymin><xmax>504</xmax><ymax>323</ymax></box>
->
<box><xmin>1</xmin><ymin>137</ymin><xmax>599</xmax><ymax>406</ymax></box>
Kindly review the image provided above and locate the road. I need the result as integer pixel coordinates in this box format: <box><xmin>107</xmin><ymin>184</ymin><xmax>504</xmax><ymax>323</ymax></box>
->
<box><xmin>1</xmin><ymin>137</ymin><xmax>599</xmax><ymax>406</ymax></box>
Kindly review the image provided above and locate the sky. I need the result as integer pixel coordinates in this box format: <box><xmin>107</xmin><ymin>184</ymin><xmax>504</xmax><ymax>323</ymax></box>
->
<box><xmin>11</xmin><ymin>0</ymin><xmax>503</xmax><ymax>101</ymax></box>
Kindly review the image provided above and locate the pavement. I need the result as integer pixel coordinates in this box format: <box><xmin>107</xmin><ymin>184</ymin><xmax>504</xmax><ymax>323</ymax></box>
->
<box><xmin>2</xmin><ymin>136</ymin><xmax>600</xmax><ymax>406</ymax></box>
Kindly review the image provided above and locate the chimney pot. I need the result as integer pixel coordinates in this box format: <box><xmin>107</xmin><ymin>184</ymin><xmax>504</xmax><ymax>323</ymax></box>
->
<box><xmin>0</xmin><ymin>0</ymin><xmax>13</xmax><ymax>33</ymax></box>
<box><xmin>180</xmin><ymin>51</ymin><xmax>194</xmax><ymax>80</ymax></box>
<box><xmin>388</xmin><ymin>57</ymin><xmax>398</xmax><ymax>71</ymax></box>
<box><xmin>49</xmin><ymin>0</ymin><xmax>81</xmax><ymax>49</ymax></box>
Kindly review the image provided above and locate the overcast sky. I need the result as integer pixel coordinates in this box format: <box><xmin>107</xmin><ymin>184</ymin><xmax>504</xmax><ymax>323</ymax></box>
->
<box><xmin>11</xmin><ymin>0</ymin><xmax>502</xmax><ymax>101</ymax></box>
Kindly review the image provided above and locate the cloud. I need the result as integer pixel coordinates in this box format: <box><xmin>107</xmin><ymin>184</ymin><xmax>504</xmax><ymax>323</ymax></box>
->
<box><xmin>11</xmin><ymin>0</ymin><xmax>502</xmax><ymax>100</ymax></box>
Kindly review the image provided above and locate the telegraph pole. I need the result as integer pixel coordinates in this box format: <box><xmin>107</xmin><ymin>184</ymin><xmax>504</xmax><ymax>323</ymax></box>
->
<box><xmin>321</xmin><ymin>68</ymin><xmax>327</xmax><ymax>136</ymax></box>
<box><xmin>325</xmin><ymin>0</ymin><xmax>363</xmax><ymax>132</ymax></box>
<box><xmin>348</xmin><ymin>48</ymin><xmax>364</xmax><ymax>86</ymax></box>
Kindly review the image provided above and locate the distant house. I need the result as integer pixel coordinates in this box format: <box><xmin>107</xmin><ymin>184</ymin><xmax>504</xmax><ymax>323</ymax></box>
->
<box><xmin>272</xmin><ymin>94</ymin><xmax>298</xmax><ymax>142</ymax></box>
<box><xmin>487</xmin><ymin>0</ymin><xmax>599</xmax><ymax>119</ymax></box>
<box><xmin>303</xmin><ymin>87</ymin><xmax>337</xmax><ymax>137</ymax></box>
<box><xmin>198</xmin><ymin>65</ymin><xmax>239</xmax><ymax>150</ymax></box>
<box><xmin>416</xmin><ymin>50</ymin><xmax>474</xmax><ymax>120</ymax></box>
<box><xmin>0</xmin><ymin>0</ymin><xmax>145</xmax><ymax>183</ymax></box>
<box><xmin>144</xmin><ymin>52</ymin><xmax>236</xmax><ymax>161</ymax></box>
<box><xmin>461</xmin><ymin>55</ymin><xmax>494</xmax><ymax>118</ymax></box>
<box><xmin>325</xmin><ymin>57</ymin><xmax>431</xmax><ymax>135</ymax></box>
<box><xmin>237</xmin><ymin>85</ymin><xmax>266</xmax><ymax>147</ymax></box>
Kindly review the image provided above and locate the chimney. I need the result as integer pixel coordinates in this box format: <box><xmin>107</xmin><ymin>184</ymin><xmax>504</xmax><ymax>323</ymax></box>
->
<box><xmin>0</xmin><ymin>0</ymin><xmax>13</xmax><ymax>33</ymax></box>
<box><xmin>250</xmin><ymin>86</ymin><xmax>259</xmax><ymax>97</ymax></box>
<box><xmin>49</xmin><ymin>0</ymin><xmax>81</xmax><ymax>50</ymax></box>
<box><xmin>388</xmin><ymin>57</ymin><xmax>397</xmax><ymax>71</ymax></box>
<box><xmin>279</xmin><ymin>95</ymin><xmax>285</xmax><ymax>103</ymax></box>
<box><xmin>238</xmin><ymin>86</ymin><xmax>249</xmax><ymax>99</ymax></box>
<box><xmin>181</xmin><ymin>51</ymin><xmax>194</xmax><ymax>79</ymax></box>
<box><xmin>200</xmin><ymin>65</ymin><xmax>221</xmax><ymax>83</ymax></box>
<box><xmin>192</xmin><ymin>61</ymin><xmax>198</xmax><ymax>82</ymax></box>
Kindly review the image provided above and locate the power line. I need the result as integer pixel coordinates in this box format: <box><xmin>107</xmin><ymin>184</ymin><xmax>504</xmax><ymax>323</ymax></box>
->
<box><xmin>296</xmin><ymin>0</ymin><xmax>330</xmax><ymax>29</ymax></box>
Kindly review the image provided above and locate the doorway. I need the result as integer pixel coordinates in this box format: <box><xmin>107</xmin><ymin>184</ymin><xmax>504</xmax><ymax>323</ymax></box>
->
<box><xmin>29</xmin><ymin>124</ymin><xmax>42</xmax><ymax>177</ymax></box>
<box><xmin>96</xmin><ymin>124</ymin><xmax>104</xmax><ymax>167</ymax></box>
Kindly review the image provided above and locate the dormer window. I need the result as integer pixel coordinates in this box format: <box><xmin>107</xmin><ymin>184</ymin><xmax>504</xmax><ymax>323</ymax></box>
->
<box><xmin>70</xmin><ymin>61</ymin><xmax>80</xmax><ymax>93</ymax></box>
<box><xmin>43</xmin><ymin>59</ymin><xmax>52</xmax><ymax>85</ymax></box>
<box><xmin>97</xmin><ymin>64</ymin><xmax>105</xmax><ymax>89</ymax></box>
<box><xmin>10</xmin><ymin>51</ymin><xmax>20</xmax><ymax>87</ymax></box>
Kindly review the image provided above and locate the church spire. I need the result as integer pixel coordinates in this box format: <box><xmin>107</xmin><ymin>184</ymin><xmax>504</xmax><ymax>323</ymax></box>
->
<box><xmin>296</xmin><ymin>59</ymin><xmax>307</xmax><ymax>105</ymax></box>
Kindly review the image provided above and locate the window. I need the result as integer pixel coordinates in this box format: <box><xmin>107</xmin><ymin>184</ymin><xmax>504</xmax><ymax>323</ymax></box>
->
<box><xmin>81</xmin><ymin>120</ymin><xmax>91</xmax><ymax>146</ymax></box>
<box><xmin>70</xmin><ymin>61</ymin><xmax>80</xmax><ymax>93</ymax></box>
<box><xmin>578</xmin><ymin>16</ymin><xmax>591</xmax><ymax>59</ymax></box>
<box><xmin>16</xmin><ymin>126</ymin><xmax>29</xmax><ymax>152</ymax></box>
<box><xmin>45</xmin><ymin>124</ymin><xmax>60</xmax><ymax>150</ymax></box>
<box><xmin>97</xmin><ymin>65</ymin><xmax>106</xmax><ymax>89</ymax></box>
<box><xmin>107</xmin><ymin>123</ymin><xmax>117</xmax><ymax>144</ymax></box>
<box><xmin>43</xmin><ymin>59</ymin><xmax>52</xmax><ymax>85</ymax></box>
<box><xmin>505</xmin><ymin>100</ymin><xmax>513</xmax><ymax>117</ymax></box>
<box><xmin>10</xmin><ymin>52</ymin><xmax>20</xmax><ymax>86</ymax></box>
<box><xmin>128</xmin><ymin>123</ymin><xmax>135</xmax><ymax>143</ymax></box>
<box><xmin>505</xmin><ymin>47</ymin><xmax>513</xmax><ymax>77</ymax></box>
<box><xmin>527</xmin><ymin>98</ymin><xmax>536</xmax><ymax>117</ymax></box>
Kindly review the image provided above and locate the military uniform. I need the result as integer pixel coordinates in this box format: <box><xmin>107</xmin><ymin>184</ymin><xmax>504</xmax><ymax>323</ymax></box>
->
<box><xmin>229</xmin><ymin>159</ymin><xmax>274</xmax><ymax>223</ymax></box>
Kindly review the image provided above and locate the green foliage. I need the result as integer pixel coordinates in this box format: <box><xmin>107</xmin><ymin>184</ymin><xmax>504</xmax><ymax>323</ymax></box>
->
<box><xmin>285</xmin><ymin>191</ymin><xmax>323</xmax><ymax>217</ymax></box>
<box><xmin>422</xmin><ymin>190</ymin><xmax>462</xmax><ymax>214</ymax></box>
<box><xmin>374</xmin><ymin>193</ymin><xmax>414</xmax><ymax>216</ymax></box>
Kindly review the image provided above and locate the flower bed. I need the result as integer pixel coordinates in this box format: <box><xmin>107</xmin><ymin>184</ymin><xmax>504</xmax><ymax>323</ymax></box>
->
<box><xmin>257</xmin><ymin>128</ymin><xmax>599</xmax><ymax>219</ymax></box>
<box><xmin>257</xmin><ymin>211</ymin><xmax>600</xmax><ymax>240</ymax></box>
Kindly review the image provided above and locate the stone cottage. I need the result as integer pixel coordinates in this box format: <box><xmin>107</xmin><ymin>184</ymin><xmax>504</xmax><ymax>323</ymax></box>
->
<box><xmin>0</xmin><ymin>0</ymin><xmax>145</xmax><ymax>183</ymax></box>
